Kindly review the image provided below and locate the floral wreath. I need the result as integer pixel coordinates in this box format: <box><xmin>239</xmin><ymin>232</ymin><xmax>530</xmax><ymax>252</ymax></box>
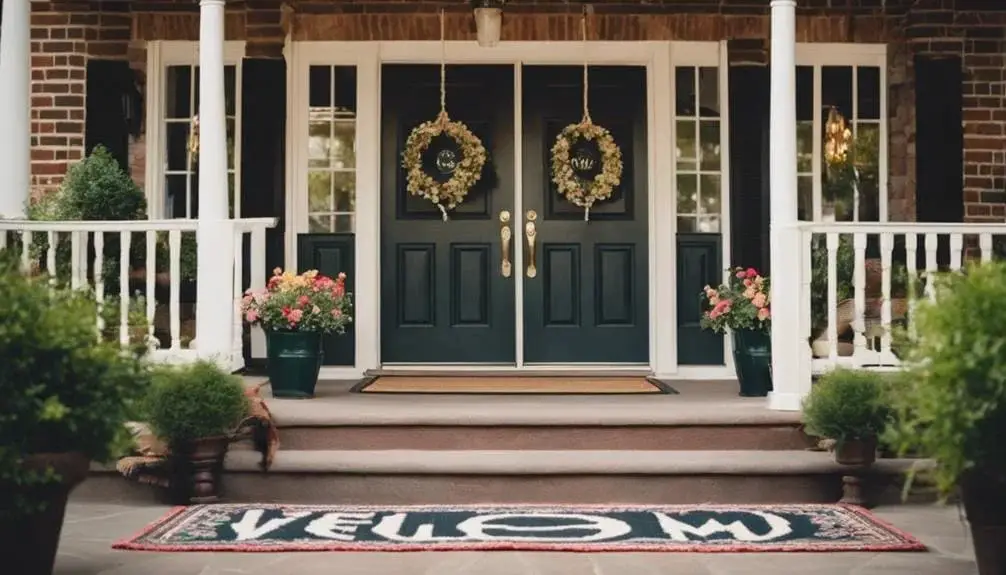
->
<box><xmin>402</xmin><ymin>111</ymin><xmax>487</xmax><ymax>220</ymax></box>
<box><xmin>550</xmin><ymin>120</ymin><xmax>623</xmax><ymax>219</ymax></box>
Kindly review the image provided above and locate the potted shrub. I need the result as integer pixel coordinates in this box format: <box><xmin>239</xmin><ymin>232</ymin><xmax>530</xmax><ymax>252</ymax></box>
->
<box><xmin>887</xmin><ymin>262</ymin><xmax>1006</xmax><ymax>575</ymax></box>
<box><xmin>143</xmin><ymin>361</ymin><xmax>249</xmax><ymax>504</ymax></box>
<box><xmin>802</xmin><ymin>368</ymin><xmax>891</xmax><ymax>466</ymax></box>
<box><xmin>699</xmin><ymin>267</ymin><xmax>772</xmax><ymax>397</ymax></box>
<box><xmin>0</xmin><ymin>256</ymin><xmax>149</xmax><ymax>575</ymax></box>
<box><xmin>242</xmin><ymin>268</ymin><xmax>353</xmax><ymax>399</ymax></box>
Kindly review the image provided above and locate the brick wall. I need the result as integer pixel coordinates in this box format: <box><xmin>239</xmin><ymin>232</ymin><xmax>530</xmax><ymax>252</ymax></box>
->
<box><xmin>26</xmin><ymin>0</ymin><xmax>1005</xmax><ymax>223</ymax></box>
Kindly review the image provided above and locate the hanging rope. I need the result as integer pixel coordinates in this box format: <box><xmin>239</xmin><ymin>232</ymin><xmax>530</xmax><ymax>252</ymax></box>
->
<box><xmin>581</xmin><ymin>13</ymin><xmax>591</xmax><ymax>126</ymax></box>
<box><xmin>436</xmin><ymin>8</ymin><xmax>449</xmax><ymax>220</ymax></box>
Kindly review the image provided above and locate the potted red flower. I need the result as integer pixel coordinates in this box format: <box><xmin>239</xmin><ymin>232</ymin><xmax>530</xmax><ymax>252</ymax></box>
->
<box><xmin>699</xmin><ymin>267</ymin><xmax>773</xmax><ymax>397</ymax></box>
<box><xmin>241</xmin><ymin>269</ymin><xmax>353</xmax><ymax>399</ymax></box>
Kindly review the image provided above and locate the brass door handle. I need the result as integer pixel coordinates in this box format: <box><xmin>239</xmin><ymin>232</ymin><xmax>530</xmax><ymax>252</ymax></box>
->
<box><xmin>500</xmin><ymin>210</ymin><xmax>512</xmax><ymax>278</ymax></box>
<box><xmin>525</xmin><ymin>210</ymin><xmax>537</xmax><ymax>278</ymax></box>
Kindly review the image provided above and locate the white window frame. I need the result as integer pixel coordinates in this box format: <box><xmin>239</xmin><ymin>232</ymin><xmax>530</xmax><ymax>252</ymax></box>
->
<box><xmin>796</xmin><ymin>43</ymin><xmax>889</xmax><ymax>223</ymax></box>
<box><xmin>145</xmin><ymin>40</ymin><xmax>247</xmax><ymax>219</ymax></box>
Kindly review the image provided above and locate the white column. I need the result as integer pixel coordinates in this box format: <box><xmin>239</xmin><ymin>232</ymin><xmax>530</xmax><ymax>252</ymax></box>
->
<box><xmin>194</xmin><ymin>0</ymin><xmax>236</xmax><ymax>368</ymax></box>
<box><xmin>0</xmin><ymin>0</ymin><xmax>31</xmax><ymax>218</ymax></box>
<box><xmin>767</xmin><ymin>0</ymin><xmax>809</xmax><ymax>411</ymax></box>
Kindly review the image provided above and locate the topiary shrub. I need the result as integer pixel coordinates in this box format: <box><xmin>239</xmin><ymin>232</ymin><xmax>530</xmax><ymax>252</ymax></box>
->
<box><xmin>143</xmin><ymin>361</ymin><xmax>248</xmax><ymax>447</ymax></box>
<box><xmin>802</xmin><ymin>368</ymin><xmax>892</xmax><ymax>446</ymax></box>
<box><xmin>0</xmin><ymin>253</ymin><xmax>150</xmax><ymax>518</ymax></box>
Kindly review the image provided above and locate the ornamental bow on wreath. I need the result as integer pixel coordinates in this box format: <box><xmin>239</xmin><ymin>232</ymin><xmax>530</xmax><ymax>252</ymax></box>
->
<box><xmin>550</xmin><ymin>14</ymin><xmax>624</xmax><ymax>221</ymax></box>
<box><xmin>401</xmin><ymin>10</ymin><xmax>487</xmax><ymax>221</ymax></box>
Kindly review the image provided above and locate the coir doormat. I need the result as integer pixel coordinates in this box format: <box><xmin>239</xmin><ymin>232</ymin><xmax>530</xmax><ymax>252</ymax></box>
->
<box><xmin>113</xmin><ymin>504</ymin><xmax>926</xmax><ymax>553</ymax></box>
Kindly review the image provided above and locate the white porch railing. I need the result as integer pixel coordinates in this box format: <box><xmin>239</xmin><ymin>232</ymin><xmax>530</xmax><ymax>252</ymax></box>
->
<box><xmin>800</xmin><ymin>222</ymin><xmax>1006</xmax><ymax>374</ymax></box>
<box><xmin>0</xmin><ymin>218</ymin><xmax>277</xmax><ymax>370</ymax></box>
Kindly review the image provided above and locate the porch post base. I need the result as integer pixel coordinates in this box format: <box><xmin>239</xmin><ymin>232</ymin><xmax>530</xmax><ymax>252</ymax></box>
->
<box><xmin>767</xmin><ymin>391</ymin><xmax>804</xmax><ymax>411</ymax></box>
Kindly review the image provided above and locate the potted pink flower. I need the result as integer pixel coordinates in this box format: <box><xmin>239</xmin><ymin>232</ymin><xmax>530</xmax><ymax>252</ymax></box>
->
<box><xmin>699</xmin><ymin>267</ymin><xmax>772</xmax><ymax>397</ymax></box>
<box><xmin>241</xmin><ymin>269</ymin><xmax>353</xmax><ymax>399</ymax></box>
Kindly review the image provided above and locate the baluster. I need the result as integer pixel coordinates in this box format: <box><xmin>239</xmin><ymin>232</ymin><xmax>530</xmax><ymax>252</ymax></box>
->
<box><xmin>70</xmin><ymin>231</ymin><xmax>82</xmax><ymax>289</ymax></box>
<box><xmin>146</xmin><ymin>231</ymin><xmax>157</xmax><ymax>349</ymax></box>
<box><xmin>826</xmin><ymin>233</ymin><xmax>839</xmax><ymax>363</ymax></box>
<box><xmin>94</xmin><ymin>232</ymin><xmax>105</xmax><ymax>335</ymax></box>
<box><xmin>950</xmin><ymin>233</ymin><xmax>963</xmax><ymax>271</ymax></box>
<box><xmin>980</xmin><ymin>233</ymin><xmax>993</xmax><ymax>264</ymax></box>
<box><xmin>925</xmin><ymin>233</ymin><xmax>939</xmax><ymax>302</ymax></box>
<box><xmin>0</xmin><ymin>228</ymin><xmax>6</xmax><ymax>250</ymax></box>
<box><xmin>20</xmin><ymin>230</ymin><xmax>32</xmax><ymax>271</ymax></box>
<box><xmin>250</xmin><ymin>227</ymin><xmax>267</xmax><ymax>359</ymax></box>
<box><xmin>119</xmin><ymin>231</ymin><xmax>132</xmax><ymax>347</ymax></box>
<box><xmin>879</xmin><ymin>232</ymin><xmax>894</xmax><ymax>364</ymax></box>
<box><xmin>46</xmin><ymin>231</ymin><xmax>57</xmax><ymax>278</ymax></box>
<box><xmin>905</xmin><ymin>233</ymin><xmax>918</xmax><ymax>339</ymax></box>
<box><xmin>169</xmin><ymin>230</ymin><xmax>182</xmax><ymax>351</ymax></box>
<box><xmin>852</xmin><ymin>233</ymin><xmax>867</xmax><ymax>363</ymax></box>
<box><xmin>232</xmin><ymin>228</ymin><xmax>244</xmax><ymax>371</ymax></box>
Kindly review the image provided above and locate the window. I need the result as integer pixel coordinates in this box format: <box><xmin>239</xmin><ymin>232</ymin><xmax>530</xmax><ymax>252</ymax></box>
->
<box><xmin>795</xmin><ymin>60</ymin><xmax>884</xmax><ymax>222</ymax></box>
<box><xmin>163</xmin><ymin>63</ymin><xmax>241</xmax><ymax>218</ymax></box>
<box><xmin>307</xmin><ymin>66</ymin><xmax>358</xmax><ymax>233</ymax></box>
<box><xmin>675</xmin><ymin>66</ymin><xmax>723</xmax><ymax>233</ymax></box>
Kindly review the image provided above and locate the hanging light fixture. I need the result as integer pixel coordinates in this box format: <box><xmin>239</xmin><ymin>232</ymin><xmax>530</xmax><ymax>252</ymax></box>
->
<box><xmin>471</xmin><ymin>0</ymin><xmax>505</xmax><ymax>47</ymax></box>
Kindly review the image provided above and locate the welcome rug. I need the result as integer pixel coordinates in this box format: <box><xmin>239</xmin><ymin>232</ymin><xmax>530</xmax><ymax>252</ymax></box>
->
<box><xmin>113</xmin><ymin>504</ymin><xmax>926</xmax><ymax>553</ymax></box>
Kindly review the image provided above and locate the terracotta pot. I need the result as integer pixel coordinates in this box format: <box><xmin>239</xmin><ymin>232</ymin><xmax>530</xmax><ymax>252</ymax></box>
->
<box><xmin>170</xmin><ymin>436</ymin><xmax>232</xmax><ymax>505</ymax></box>
<box><xmin>0</xmin><ymin>452</ymin><xmax>90</xmax><ymax>575</ymax></box>
<box><xmin>961</xmin><ymin>470</ymin><xmax>1006</xmax><ymax>575</ymax></box>
<box><xmin>833</xmin><ymin>437</ymin><xmax>878</xmax><ymax>466</ymax></box>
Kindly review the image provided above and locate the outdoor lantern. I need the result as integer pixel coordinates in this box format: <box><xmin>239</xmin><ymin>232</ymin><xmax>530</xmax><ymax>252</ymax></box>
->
<box><xmin>472</xmin><ymin>0</ymin><xmax>505</xmax><ymax>47</ymax></box>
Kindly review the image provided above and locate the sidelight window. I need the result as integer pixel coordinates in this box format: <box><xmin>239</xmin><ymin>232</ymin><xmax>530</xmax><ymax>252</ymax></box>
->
<box><xmin>306</xmin><ymin>65</ymin><xmax>358</xmax><ymax>233</ymax></box>
<box><xmin>674</xmin><ymin>66</ymin><xmax>724</xmax><ymax>233</ymax></box>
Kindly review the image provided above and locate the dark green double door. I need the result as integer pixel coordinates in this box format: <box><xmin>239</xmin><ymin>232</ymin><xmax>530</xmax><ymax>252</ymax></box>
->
<box><xmin>380</xmin><ymin>64</ymin><xmax>648</xmax><ymax>364</ymax></box>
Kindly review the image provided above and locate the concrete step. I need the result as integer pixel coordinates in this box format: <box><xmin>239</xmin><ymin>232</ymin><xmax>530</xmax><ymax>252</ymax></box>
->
<box><xmin>74</xmin><ymin>449</ymin><xmax>932</xmax><ymax>507</ymax></box>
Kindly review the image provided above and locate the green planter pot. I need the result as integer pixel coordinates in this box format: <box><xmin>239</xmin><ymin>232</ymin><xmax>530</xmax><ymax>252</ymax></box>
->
<box><xmin>266</xmin><ymin>330</ymin><xmax>323</xmax><ymax>399</ymax></box>
<box><xmin>731</xmin><ymin>329</ymin><xmax>773</xmax><ymax>397</ymax></box>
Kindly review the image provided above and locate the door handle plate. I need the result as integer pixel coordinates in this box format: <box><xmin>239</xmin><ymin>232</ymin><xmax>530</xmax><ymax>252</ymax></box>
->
<box><xmin>500</xmin><ymin>210</ymin><xmax>512</xmax><ymax>278</ymax></box>
<box><xmin>525</xmin><ymin>210</ymin><xmax>537</xmax><ymax>279</ymax></box>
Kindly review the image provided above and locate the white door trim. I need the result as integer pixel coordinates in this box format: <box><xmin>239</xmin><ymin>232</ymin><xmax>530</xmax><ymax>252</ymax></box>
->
<box><xmin>290</xmin><ymin>41</ymin><xmax>677</xmax><ymax>378</ymax></box>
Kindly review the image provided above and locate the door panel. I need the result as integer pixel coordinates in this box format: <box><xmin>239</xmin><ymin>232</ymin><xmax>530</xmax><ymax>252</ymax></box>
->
<box><xmin>521</xmin><ymin>66</ymin><xmax>649</xmax><ymax>364</ymax></box>
<box><xmin>380</xmin><ymin>65</ymin><xmax>515</xmax><ymax>363</ymax></box>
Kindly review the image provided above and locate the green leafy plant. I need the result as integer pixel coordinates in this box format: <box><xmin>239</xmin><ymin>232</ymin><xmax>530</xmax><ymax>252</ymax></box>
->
<box><xmin>0</xmin><ymin>254</ymin><xmax>150</xmax><ymax>517</ymax></box>
<box><xmin>143</xmin><ymin>361</ymin><xmax>248</xmax><ymax>447</ymax></box>
<box><xmin>885</xmin><ymin>262</ymin><xmax>1006</xmax><ymax>497</ymax></box>
<box><xmin>699</xmin><ymin>267</ymin><xmax>771</xmax><ymax>334</ymax></box>
<box><xmin>802</xmin><ymin>368</ymin><xmax>892</xmax><ymax>445</ymax></box>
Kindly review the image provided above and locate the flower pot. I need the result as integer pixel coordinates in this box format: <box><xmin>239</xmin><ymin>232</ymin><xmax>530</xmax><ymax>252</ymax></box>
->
<box><xmin>0</xmin><ymin>452</ymin><xmax>90</xmax><ymax>575</ymax></box>
<box><xmin>833</xmin><ymin>436</ymin><xmax>878</xmax><ymax>466</ymax></box>
<box><xmin>170</xmin><ymin>436</ymin><xmax>231</xmax><ymax>505</ymax></box>
<box><xmin>266</xmin><ymin>330</ymin><xmax>324</xmax><ymax>399</ymax></box>
<box><xmin>731</xmin><ymin>330</ymin><xmax>773</xmax><ymax>397</ymax></box>
<box><xmin>961</xmin><ymin>470</ymin><xmax>1006</xmax><ymax>575</ymax></box>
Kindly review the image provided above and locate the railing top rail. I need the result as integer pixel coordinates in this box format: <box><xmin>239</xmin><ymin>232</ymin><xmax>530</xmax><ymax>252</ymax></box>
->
<box><xmin>0</xmin><ymin>217</ymin><xmax>280</xmax><ymax>233</ymax></box>
<box><xmin>234</xmin><ymin>217</ymin><xmax>280</xmax><ymax>231</ymax></box>
<box><xmin>796</xmin><ymin>221</ymin><xmax>1006</xmax><ymax>235</ymax></box>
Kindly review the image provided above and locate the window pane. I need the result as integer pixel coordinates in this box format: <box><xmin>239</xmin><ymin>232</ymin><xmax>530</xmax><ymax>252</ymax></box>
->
<box><xmin>677</xmin><ymin>216</ymin><xmax>696</xmax><ymax>233</ymax></box>
<box><xmin>699</xmin><ymin>120</ymin><xmax>720</xmax><ymax>171</ymax></box>
<box><xmin>331</xmin><ymin>121</ymin><xmax>356</xmax><ymax>169</ymax></box>
<box><xmin>309</xmin><ymin>215</ymin><xmax>332</xmax><ymax>234</ymax></box>
<box><xmin>698</xmin><ymin>67</ymin><xmax>719</xmax><ymax>118</ymax></box>
<box><xmin>675</xmin><ymin>67</ymin><xmax>695</xmax><ymax>116</ymax></box>
<box><xmin>333</xmin><ymin>66</ymin><xmax>357</xmax><ymax>114</ymax></box>
<box><xmin>227</xmin><ymin>118</ymin><xmax>236</xmax><ymax>170</ymax></box>
<box><xmin>165</xmin><ymin>174</ymin><xmax>189</xmax><ymax>219</ymax></box>
<box><xmin>308</xmin><ymin>172</ymin><xmax>333</xmax><ymax>213</ymax></box>
<box><xmin>225</xmin><ymin>65</ymin><xmax>237</xmax><ymax>116</ymax></box>
<box><xmin>798</xmin><ymin>175</ymin><xmax>813</xmax><ymax>221</ymax></box>
<box><xmin>676</xmin><ymin>120</ymin><xmax>696</xmax><ymax>170</ymax></box>
<box><xmin>822</xmin><ymin>66</ymin><xmax>853</xmax><ymax>121</ymax></box>
<box><xmin>797</xmin><ymin>122</ymin><xmax>814</xmax><ymax>173</ymax></box>
<box><xmin>228</xmin><ymin>173</ymin><xmax>237</xmax><ymax>218</ymax></box>
<box><xmin>166</xmin><ymin>66</ymin><xmax>192</xmax><ymax>119</ymax></box>
<box><xmin>677</xmin><ymin>173</ymin><xmax>697</xmax><ymax>215</ymax></box>
<box><xmin>698</xmin><ymin>215</ymin><xmax>720</xmax><ymax>233</ymax></box>
<box><xmin>699</xmin><ymin>174</ymin><xmax>721</xmax><ymax>217</ymax></box>
<box><xmin>855</xmin><ymin>122</ymin><xmax>881</xmax><ymax>222</ymax></box>
<box><xmin>308</xmin><ymin>118</ymin><xmax>331</xmax><ymax>169</ymax></box>
<box><xmin>333</xmin><ymin>214</ymin><xmax>355</xmax><ymax>233</ymax></box>
<box><xmin>796</xmin><ymin>66</ymin><xmax>813</xmax><ymax>123</ymax></box>
<box><xmin>166</xmin><ymin>122</ymin><xmax>190</xmax><ymax>172</ymax></box>
<box><xmin>332</xmin><ymin>172</ymin><xmax>356</xmax><ymax>212</ymax></box>
<box><xmin>309</xmin><ymin>66</ymin><xmax>332</xmax><ymax>108</ymax></box>
<box><xmin>857</xmin><ymin>66</ymin><xmax>881</xmax><ymax>120</ymax></box>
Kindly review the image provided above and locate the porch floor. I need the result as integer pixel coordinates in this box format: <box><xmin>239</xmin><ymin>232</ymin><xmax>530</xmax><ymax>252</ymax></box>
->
<box><xmin>256</xmin><ymin>378</ymin><xmax>802</xmax><ymax>427</ymax></box>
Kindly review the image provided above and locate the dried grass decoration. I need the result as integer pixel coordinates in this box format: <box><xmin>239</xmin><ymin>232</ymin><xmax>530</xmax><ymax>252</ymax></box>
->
<box><xmin>550</xmin><ymin>12</ymin><xmax>623</xmax><ymax>221</ymax></box>
<box><xmin>402</xmin><ymin>110</ymin><xmax>487</xmax><ymax>221</ymax></box>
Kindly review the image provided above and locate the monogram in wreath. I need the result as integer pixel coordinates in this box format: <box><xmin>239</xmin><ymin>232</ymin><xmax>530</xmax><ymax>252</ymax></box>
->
<box><xmin>551</xmin><ymin>120</ymin><xmax>623</xmax><ymax>219</ymax></box>
<box><xmin>402</xmin><ymin>111</ymin><xmax>487</xmax><ymax>220</ymax></box>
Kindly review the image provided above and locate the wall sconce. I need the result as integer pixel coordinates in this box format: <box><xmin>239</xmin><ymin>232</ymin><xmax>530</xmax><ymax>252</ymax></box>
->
<box><xmin>471</xmin><ymin>0</ymin><xmax>505</xmax><ymax>48</ymax></box>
